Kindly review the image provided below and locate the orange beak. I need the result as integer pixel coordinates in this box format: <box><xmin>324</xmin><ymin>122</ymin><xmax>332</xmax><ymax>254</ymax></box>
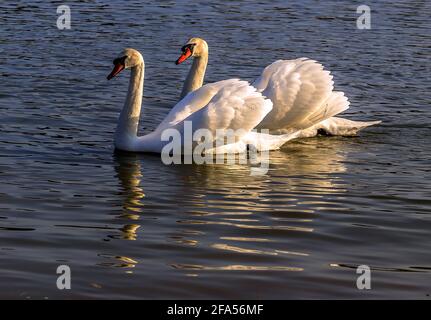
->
<box><xmin>107</xmin><ymin>62</ymin><xmax>125</xmax><ymax>80</ymax></box>
<box><xmin>175</xmin><ymin>47</ymin><xmax>192</xmax><ymax>65</ymax></box>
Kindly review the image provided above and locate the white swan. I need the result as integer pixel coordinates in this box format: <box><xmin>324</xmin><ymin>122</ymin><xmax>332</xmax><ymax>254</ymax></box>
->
<box><xmin>107</xmin><ymin>48</ymin><xmax>298</xmax><ymax>154</ymax></box>
<box><xmin>175</xmin><ymin>38</ymin><xmax>381</xmax><ymax>137</ymax></box>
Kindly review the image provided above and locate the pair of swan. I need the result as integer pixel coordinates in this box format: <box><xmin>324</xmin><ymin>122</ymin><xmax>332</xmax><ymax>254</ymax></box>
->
<box><xmin>107</xmin><ymin>38</ymin><xmax>380</xmax><ymax>154</ymax></box>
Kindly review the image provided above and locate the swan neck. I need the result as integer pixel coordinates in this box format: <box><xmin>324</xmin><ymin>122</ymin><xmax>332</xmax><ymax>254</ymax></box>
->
<box><xmin>180</xmin><ymin>52</ymin><xmax>208</xmax><ymax>99</ymax></box>
<box><xmin>115</xmin><ymin>62</ymin><xmax>144</xmax><ymax>147</ymax></box>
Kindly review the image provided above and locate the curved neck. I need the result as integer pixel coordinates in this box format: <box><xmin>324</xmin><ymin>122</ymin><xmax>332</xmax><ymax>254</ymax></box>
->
<box><xmin>115</xmin><ymin>62</ymin><xmax>144</xmax><ymax>148</ymax></box>
<box><xmin>180</xmin><ymin>52</ymin><xmax>208</xmax><ymax>99</ymax></box>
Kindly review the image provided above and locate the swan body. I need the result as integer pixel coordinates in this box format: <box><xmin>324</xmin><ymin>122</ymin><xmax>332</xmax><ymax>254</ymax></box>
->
<box><xmin>108</xmin><ymin>49</ymin><xmax>296</xmax><ymax>154</ymax></box>
<box><xmin>176</xmin><ymin>38</ymin><xmax>380</xmax><ymax>137</ymax></box>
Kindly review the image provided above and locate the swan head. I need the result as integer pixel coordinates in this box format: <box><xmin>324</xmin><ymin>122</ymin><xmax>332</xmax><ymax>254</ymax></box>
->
<box><xmin>107</xmin><ymin>48</ymin><xmax>144</xmax><ymax>80</ymax></box>
<box><xmin>175</xmin><ymin>37</ymin><xmax>208</xmax><ymax>65</ymax></box>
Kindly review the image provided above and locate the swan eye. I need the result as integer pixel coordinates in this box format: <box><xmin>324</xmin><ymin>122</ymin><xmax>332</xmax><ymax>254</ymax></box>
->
<box><xmin>113</xmin><ymin>56</ymin><xmax>127</xmax><ymax>65</ymax></box>
<box><xmin>181</xmin><ymin>44</ymin><xmax>196</xmax><ymax>54</ymax></box>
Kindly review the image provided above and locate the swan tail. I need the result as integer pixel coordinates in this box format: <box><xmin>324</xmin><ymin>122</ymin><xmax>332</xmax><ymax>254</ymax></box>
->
<box><xmin>296</xmin><ymin>117</ymin><xmax>381</xmax><ymax>137</ymax></box>
<box><xmin>324</xmin><ymin>117</ymin><xmax>381</xmax><ymax>136</ymax></box>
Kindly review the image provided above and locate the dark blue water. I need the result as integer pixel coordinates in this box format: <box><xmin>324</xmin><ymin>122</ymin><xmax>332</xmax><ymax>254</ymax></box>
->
<box><xmin>0</xmin><ymin>0</ymin><xmax>430</xmax><ymax>299</ymax></box>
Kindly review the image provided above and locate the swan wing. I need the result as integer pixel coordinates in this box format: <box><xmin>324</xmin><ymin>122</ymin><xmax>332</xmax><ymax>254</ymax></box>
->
<box><xmin>156</xmin><ymin>79</ymin><xmax>256</xmax><ymax>131</ymax></box>
<box><xmin>155</xmin><ymin>83</ymin><xmax>219</xmax><ymax>131</ymax></box>
<box><xmin>177</xmin><ymin>79</ymin><xmax>273</xmax><ymax>139</ymax></box>
<box><xmin>253</xmin><ymin>59</ymin><xmax>349</xmax><ymax>131</ymax></box>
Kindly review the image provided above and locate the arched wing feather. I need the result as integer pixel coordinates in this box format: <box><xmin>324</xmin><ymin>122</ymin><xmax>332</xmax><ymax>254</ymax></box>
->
<box><xmin>155</xmin><ymin>82</ymin><xmax>222</xmax><ymax>131</ymax></box>
<box><xmin>172</xmin><ymin>79</ymin><xmax>273</xmax><ymax>141</ymax></box>
<box><xmin>253</xmin><ymin>59</ymin><xmax>349</xmax><ymax>131</ymax></box>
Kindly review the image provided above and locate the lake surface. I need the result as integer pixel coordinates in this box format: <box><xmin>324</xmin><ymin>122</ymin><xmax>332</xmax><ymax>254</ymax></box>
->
<box><xmin>0</xmin><ymin>0</ymin><xmax>430</xmax><ymax>299</ymax></box>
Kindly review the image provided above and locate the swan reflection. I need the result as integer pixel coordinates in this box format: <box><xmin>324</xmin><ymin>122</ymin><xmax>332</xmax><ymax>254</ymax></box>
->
<box><xmin>96</xmin><ymin>153</ymin><xmax>146</xmax><ymax>271</ymax></box>
<box><xmin>114</xmin><ymin>152</ymin><xmax>146</xmax><ymax>241</ymax></box>
<box><xmin>110</xmin><ymin>137</ymin><xmax>351</xmax><ymax>272</ymax></box>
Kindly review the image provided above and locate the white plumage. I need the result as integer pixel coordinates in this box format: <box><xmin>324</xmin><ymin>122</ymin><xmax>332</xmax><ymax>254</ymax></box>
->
<box><xmin>251</xmin><ymin>58</ymin><xmax>354</xmax><ymax>134</ymax></box>
<box><xmin>110</xmin><ymin>44</ymin><xmax>381</xmax><ymax>155</ymax></box>
<box><xmin>176</xmin><ymin>38</ymin><xmax>380</xmax><ymax>139</ymax></box>
<box><xmin>109</xmin><ymin>49</ymin><xmax>291</xmax><ymax>154</ymax></box>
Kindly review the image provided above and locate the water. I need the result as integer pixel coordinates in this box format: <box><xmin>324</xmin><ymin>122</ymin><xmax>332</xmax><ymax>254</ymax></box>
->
<box><xmin>0</xmin><ymin>0</ymin><xmax>430</xmax><ymax>299</ymax></box>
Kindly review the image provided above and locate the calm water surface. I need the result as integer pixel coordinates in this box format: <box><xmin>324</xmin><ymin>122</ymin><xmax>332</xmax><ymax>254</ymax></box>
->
<box><xmin>0</xmin><ymin>0</ymin><xmax>430</xmax><ymax>299</ymax></box>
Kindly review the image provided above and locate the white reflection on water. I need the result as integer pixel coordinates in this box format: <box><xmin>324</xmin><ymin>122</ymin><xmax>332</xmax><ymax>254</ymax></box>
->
<box><xmin>115</xmin><ymin>158</ymin><xmax>145</xmax><ymax>240</ymax></box>
<box><xmin>110</xmin><ymin>137</ymin><xmax>350</xmax><ymax>273</ymax></box>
